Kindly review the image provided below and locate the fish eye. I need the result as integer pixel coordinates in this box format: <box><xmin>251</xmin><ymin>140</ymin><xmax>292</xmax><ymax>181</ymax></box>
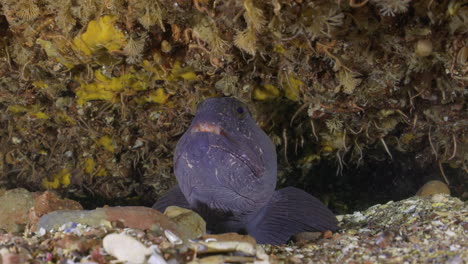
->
<box><xmin>234</xmin><ymin>104</ymin><xmax>248</xmax><ymax>119</ymax></box>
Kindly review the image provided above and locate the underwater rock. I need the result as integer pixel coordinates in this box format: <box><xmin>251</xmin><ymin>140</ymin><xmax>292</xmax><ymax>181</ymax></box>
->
<box><xmin>103</xmin><ymin>233</ymin><xmax>153</xmax><ymax>264</ymax></box>
<box><xmin>416</xmin><ymin>180</ymin><xmax>450</xmax><ymax>197</ymax></box>
<box><xmin>37</xmin><ymin>206</ymin><xmax>187</xmax><ymax>240</ymax></box>
<box><xmin>291</xmin><ymin>231</ymin><xmax>323</xmax><ymax>243</ymax></box>
<box><xmin>0</xmin><ymin>249</ymin><xmax>27</xmax><ymax>264</ymax></box>
<box><xmin>0</xmin><ymin>188</ymin><xmax>84</xmax><ymax>233</ymax></box>
<box><xmin>198</xmin><ymin>233</ymin><xmax>257</xmax><ymax>255</ymax></box>
<box><xmin>190</xmin><ymin>233</ymin><xmax>270</xmax><ymax>264</ymax></box>
<box><xmin>0</xmin><ymin>188</ymin><xmax>35</xmax><ymax>233</ymax></box>
<box><xmin>54</xmin><ymin>233</ymin><xmax>99</xmax><ymax>253</ymax></box>
<box><xmin>164</xmin><ymin>206</ymin><xmax>206</xmax><ymax>240</ymax></box>
<box><xmin>29</xmin><ymin>191</ymin><xmax>83</xmax><ymax>225</ymax></box>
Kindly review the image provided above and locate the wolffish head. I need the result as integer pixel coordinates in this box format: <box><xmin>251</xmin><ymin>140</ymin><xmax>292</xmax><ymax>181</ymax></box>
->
<box><xmin>174</xmin><ymin>97</ymin><xmax>277</xmax><ymax>216</ymax></box>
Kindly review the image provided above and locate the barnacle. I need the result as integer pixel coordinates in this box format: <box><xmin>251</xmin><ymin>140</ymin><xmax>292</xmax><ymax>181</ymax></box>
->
<box><xmin>300</xmin><ymin>3</ymin><xmax>344</xmax><ymax>40</ymax></box>
<box><xmin>234</xmin><ymin>0</ymin><xmax>266</xmax><ymax>55</ymax></box>
<box><xmin>134</xmin><ymin>1</ymin><xmax>165</xmax><ymax>31</ymax></box>
<box><xmin>337</xmin><ymin>70</ymin><xmax>362</xmax><ymax>94</ymax></box>
<box><xmin>16</xmin><ymin>0</ymin><xmax>40</xmax><ymax>21</ymax></box>
<box><xmin>58</xmin><ymin>13</ymin><xmax>75</xmax><ymax>34</ymax></box>
<box><xmin>215</xmin><ymin>74</ymin><xmax>240</xmax><ymax>96</ymax></box>
<box><xmin>124</xmin><ymin>35</ymin><xmax>146</xmax><ymax>64</ymax></box>
<box><xmin>369</xmin><ymin>0</ymin><xmax>411</xmax><ymax>16</ymax></box>
<box><xmin>243</xmin><ymin>0</ymin><xmax>266</xmax><ymax>33</ymax></box>
<box><xmin>326</xmin><ymin>118</ymin><xmax>344</xmax><ymax>134</ymax></box>
<box><xmin>320</xmin><ymin>132</ymin><xmax>347</xmax><ymax>152</ymax></box>
<box><xmin>193</xmin><ymin>17</ymin><xmax>230</xmax><ymax>56</ymax></box>
<box><xmin>11</xmin><ymin>43</ymin><xmax>34</xmax><ymax>66</ymax></box>
<box><xmin>234</xmin><ymin>28</ymin><xmax>257</xmax><ymax>55</ymax></box>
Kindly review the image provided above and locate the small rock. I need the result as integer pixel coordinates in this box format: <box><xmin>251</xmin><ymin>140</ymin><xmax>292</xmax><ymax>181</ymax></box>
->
<box><xmin>375</xmin><ymin>230</ymin><xmax>395</xmax><ymax>248</ymax></box>
<box><xmin>0</xmin><ymin>251</ymin><xmax>27</xmax><ymax>264</ymax></box>
<box><xmin>37</xmin><ymin>206</ymin><xmax>187</xmax><ymax>241</ymax></box>
<box><xmin>164</xmin><ymin>206</ymin><xmax>206</xmax><ymax>240</ymax></box>
<box><xmin>37</xmin><ymin>209</ymin><xmax>108</xmax><ymax>231</ymax></box>
<box><xmin>322</xmin><ymin>230</ymin><xmax>333</xmax><ymax>239</ymax></box>
<box><xmin>461</xmin><ymin>222</ymin><xmax>468</xmax><ymax>231</ymax></box>
<box><xmin>291</xmin><ymin>232</ymin><xmax>322</xmax><ymax>243</ymax></box>
<box><xmin>103</xmin><ymin>233</ymin><xmax>152</xmax><ymax>264</ymax></box>
<box><xmin>147</xmin><ymin>252</ymin><xmax>168</xmax><ymax>264</ymax></box>
<box><xmin>416</xmin><ymin>180</ymin><xmax>450</xmax><ymax>197</ymax></box>
<box><xmin>164</xmin><ymin>229</ymin><xmax>183</xmax><ymax>245</ymax></box>
<box><xmin>29</xmin><ymin>191</ymin><xmax>83</xmax><ymax>225</ymax></box>
<box><xmin>55</xmin><ymin>234</ymin><xmax>99</xmax><ymax>253</ymax></box>
<box><xmin>407</xmin><ymin>235</ymin><xmax>421</xmax><ymax>243</ymax></box>
<box><xmin>104</xmin><ymin>207</ymin><xmax>187</xmax><ymax>241</ymax></box>
<box><xmin>431</xmin><ymin>193</ymin><xmax>449</xmax><ymax>203</ymax></box>
<box><xmin>414</xmin><ymin>39</ymin><xmax>433</xmax><ymax>57</ymax></box>
<box><xmin>197</xmin><ymin>233</ymin><xmax>257</xmax><ymax>255</ymax></box>
<box><xmin>0</xmin><ymin>188</ymin><xmax>35</xmax><ymax>233</ymax></box>
<box><xmin>201</xmin><ymin>232</ymin><xmax>257</xmax><ymax>246</ymax></box>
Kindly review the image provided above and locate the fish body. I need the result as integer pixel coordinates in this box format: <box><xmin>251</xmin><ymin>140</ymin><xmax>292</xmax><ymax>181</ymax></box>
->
<box><xmin>153</xmin><ymin>97</ymin><xmax>338</xmax><ymax>244</ymax></box>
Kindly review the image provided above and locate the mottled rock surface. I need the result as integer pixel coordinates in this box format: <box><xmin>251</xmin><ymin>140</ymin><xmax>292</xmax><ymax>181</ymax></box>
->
<box><xmin>29</xmin><ymin>191</ymin><xmax>83</xmax><ymax>225</ymax></box>
<box><xmin>37</xmin><ymin>206</ymin><xmax>187</xmax><ymax>240</ymax></box>
<box><xmin>102</xmin><ymin>233</ymin><xmax>153</xmax><ymax>264</ymax></box>
<box><xmin>164</xmin><ymin>206</ymin><xmax>206</xmax><ymax>240</ymax></box>
<box><xmin>0</xmin><ymin>188</ymin><xmax>34</xmax><ymax>233</ymax></box>
<box><xmin>416</xmin><ymin>180</ymin><xmax>451</xmax><ymax>197</ymax></box>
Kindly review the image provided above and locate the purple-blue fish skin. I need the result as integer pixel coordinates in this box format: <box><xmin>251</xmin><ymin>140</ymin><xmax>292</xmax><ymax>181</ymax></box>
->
<box><xmin>153</xmin><ymin>97</ymin><xmax>338</xmax><ymax>245</ymax></box>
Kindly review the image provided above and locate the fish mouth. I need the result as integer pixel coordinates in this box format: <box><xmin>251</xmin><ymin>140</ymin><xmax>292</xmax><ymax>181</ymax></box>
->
<box><xmin>191</xmin><ymin>122</ymin><xmax>221</xmax><ymax>135</ymax></box>
<box><xmin>190</xmin><ymin>122</ymin><xmax>264</xmax><ymax>178</ymax></box>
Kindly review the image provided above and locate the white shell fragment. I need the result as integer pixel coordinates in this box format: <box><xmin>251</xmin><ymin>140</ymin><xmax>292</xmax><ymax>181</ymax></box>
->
<box><xmin>164</xmin><ymin>229</ymin><xmax>183</xmax><ymax>245</ymax></box>
<box><xmin>102</xmin><ymin>233</ymin><xmax>152</xmax><ymax>264</ymax></box>
<box><xmin>147</xmin><ymin>252</ymin><xmax>168</xmax><ymax>264</ymax></box>
<box><xmin>197</xmin><ymin>241</ymin><xmax>256</xmax><ymax>256</ymax></box>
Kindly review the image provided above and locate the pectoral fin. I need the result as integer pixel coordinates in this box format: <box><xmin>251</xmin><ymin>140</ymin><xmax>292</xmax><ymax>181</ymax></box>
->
<box><xmin>152</xmin><ymin>186</ymin><xmax>190</xmax><ymax>212</ymax></box>
<box><xmin>245</xmin><ymin>187</ymin><xmax>338</xmax><ymax>245</ymax></box>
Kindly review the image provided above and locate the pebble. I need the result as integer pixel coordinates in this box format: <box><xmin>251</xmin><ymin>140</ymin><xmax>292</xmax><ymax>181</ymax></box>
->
<box><xmin>164</xmin><ymin>229</ymin><xmax>183</xmax><ymax>245</ymax></box>
<box><xmin>416</xmin><ymin>180</ymin><xmax>450</xmax><ymax>197</ymax></box>
<box><xmin>37</xmin><ymin>206</ymin><xmax>187</xmax><ymax>241</ymax></box>
<box><xmin>102</xmin><ymin>233</ymin><xmax>153</xmax><ymax>264</ymax></box>
<box><xmin>199</xmin><ymin>233</ymin><xmax>257</xmax><ymax>255</ymax></box>
<box><xmin>291</xmin><ymin>231</ymin><xmax>322</xmax><ymax>243</ymax></box>
<box><xmin>0</xmin><ymin>188</ymin><xmax>35</xmax><ymax>233</ymax></box>
<box><xmin>164</xmin><ymin>206</ymin><xmax>206</xmax><ymax>240</ymax></box>
<box><xmin>29</xmin><ymin>191</ymin><xmax>83</xmax><ymax>225</ymax></box>
<box><xmin>148</xmin><ymin>253</ymin><xmax>168</xmax><ymax>264</ymax></box>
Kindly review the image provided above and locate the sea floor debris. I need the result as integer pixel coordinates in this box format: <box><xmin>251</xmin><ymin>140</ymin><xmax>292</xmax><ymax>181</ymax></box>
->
<box><xmin>0</xmin><ymin>190</ymin><xmax>465</xmax><ymax>263</ymax></box>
